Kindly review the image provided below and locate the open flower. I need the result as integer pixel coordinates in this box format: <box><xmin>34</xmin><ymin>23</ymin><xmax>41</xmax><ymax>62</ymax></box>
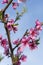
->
<box><xmin>21</xmin><ymin>37</ymin><xmax>29</xmax><ymax>46</ymax></box>
<box><xmin>29</xmin><ymin>28</ymin><xmax>39</xmax><ymax>39</ymax></box>
<box><xmin>29</xmin><ymin>42</ymin><xmax>37</xmax><ymax>50</ymax></box>
<box><xmin>7</xmin><ymin>19</ymin><xmax>14</xmax><ymax>31</ymax></box>
<box><xmin>7</xmin><ymin>19</ymin><xmax>18</xmax><ymax>32</ymax></box>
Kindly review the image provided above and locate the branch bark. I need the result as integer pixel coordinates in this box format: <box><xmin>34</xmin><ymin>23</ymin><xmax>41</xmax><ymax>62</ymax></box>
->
<box><xmin>3</xmin><ymin>0</ymin><xmax>13</xmax><ymax>13</ymax></box>
<box><xmin>4</xmin><ymin>23</ymin><xmax>15</xmax><ymax>65</ymax></box>
<box><xmin>13</xmin><ymin>29</ymin><xmax>28</xmax><ymax>50</ymax></box>
<box><xmin>4</xmin><ymin>23</ymin><xmax>13</xmax><ymax>56</ymax></box>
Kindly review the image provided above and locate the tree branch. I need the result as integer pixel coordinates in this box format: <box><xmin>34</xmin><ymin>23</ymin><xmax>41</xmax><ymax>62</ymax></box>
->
<box><xmin>13</xmin><ymin>29</ymin><xmax>28</xmax><ymax>50</ymax></box>
<box><xmin>4</xmin><ymin>23</ymin><xmax>13</xmax><ymax>56</ymax></box>
<box><xmin>3</xmin><ymin>0</ymin><xmax>13</xmax><ymax>13</ymax></box>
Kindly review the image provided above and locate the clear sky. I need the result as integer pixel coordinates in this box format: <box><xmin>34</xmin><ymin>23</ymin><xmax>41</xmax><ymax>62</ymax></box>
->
<box><xmin>0</xmin><ymin>0</ymin><xmax>43</xmax><ymax>65</ymax></box>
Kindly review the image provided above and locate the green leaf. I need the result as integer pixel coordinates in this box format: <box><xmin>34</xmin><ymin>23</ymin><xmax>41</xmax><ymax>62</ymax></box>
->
<box><xmin>36</xmin><ymin>38</ymin><xmax>40</xmax><ymax>45</ymax></box>
<box><xmin>36</xmin><ymin>42</ymin><xmax>40</xmax><ymax>45</ymax></box>
<box><xmin>22</xmin><ymin>6</ymin><xmax>27</xmax><ymax>14</ymax></box>
<box><xmin>0</xmin><ymin>55</ymin><xmax>4</xmax><ymax>62</ymax></box>
<box><xmin>15</xmin><ymin>16</ymin><xmax>20</xmax><ymax>21</ymax></box>
<box><xmin>36</xmin><ymin>38</ymin><xmax>40</xmax><ymax>41</ymax></box>
<box><xmin>12</xmin><ymin>23</ymin><xmax>19</xmax><ymax>26</ymax></box>
<box><xmin>16</xmin><ymin>16</ymin><xmax>20</xmax><ymax>20</ymax></box>
<box><xmin>0</xmin><ymin>11</ymin><xmax>3</xmax><ymax>20</ymax></box>
<box><xmin>15</xmin><ymin>7</ymin><xmax>27</xmax><ymax>22</ymax></box>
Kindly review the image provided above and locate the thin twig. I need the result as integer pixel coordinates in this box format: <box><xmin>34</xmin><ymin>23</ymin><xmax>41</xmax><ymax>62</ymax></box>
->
<box><xmin>4</xmin><ymin>23</ymin><xmax>13</xmax><ymax>56</ymax></box>
<box><xmin>3</xmin><ymin>0</ymin><xmax>13</xmax><ymax>13</ymax></box>
<box><xmin>13</xmin><ymin>29</ymin><xmax>28</xmax><ymax>50</ymax></box>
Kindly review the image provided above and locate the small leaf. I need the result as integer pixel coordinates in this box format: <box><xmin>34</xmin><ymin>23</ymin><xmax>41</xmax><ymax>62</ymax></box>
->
<box><xmin>0</xmin><ymin>55</ymin><xmax>4</xmax><ymax>62</ymax></box>
<box><xmin>12</xmin><ymin>56</ymin><xmax>18</xmax><ymax>64</ymax></box>
<box><xmin>15</xmin><ymin>16</ymin><xmax>20</xmax><ymax>21</ymax></box>
<box><xmin>36</xmin><ymin>38</ymin><xmax>40</xmax><ymax>45</ymax></box>
<box><xmin>36</xmin><ymin>42</ymin><xmax>40</xmax><ymax>45</ymax></box>
<box><xmin>36</xmin><ymin>38</ymin><xmax>40</xmax><ymax>41</ymax></box>
<box><xmin>12</xmin><ymin>23</ymin><xmax>19</xmax><ymax>26</ymax></box>
<box><xmin>0</xmin><ymin>11</ymin><xmax>3</xmax><ymax>20</ymax></box>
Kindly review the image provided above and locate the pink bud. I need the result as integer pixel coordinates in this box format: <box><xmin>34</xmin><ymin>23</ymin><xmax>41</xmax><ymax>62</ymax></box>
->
<box><xmin>17</xmin><ymin>46</ymin><xmax>24</xmax><ymax>53</ymax></box>
<box><xmin>21</xmin><ymin>37</ymin><xmax>28</xmax><ymax>46</ymax></box>
<box><xmin>35</xmin><ymin>20</ymin><xmax>42</xmax><ymax>31</ymax></box>
<box><xmin>20</xmin><ymin>55</ymin><xmax>27</xmax><ymax>62</ymax></box>
<box><xmin>13</xmin><ymin>26</ymin><xmax>18</xmax><ymax>33</ymax></box>
<box><xmin>7</xmin><ymin>22</ymin><xmax>12</xmax><ymax>31</ymax></box>
<box><xmin>9</xmin><ymin>19</ymin><xmax>14</xmax><ymax>25</ymax></box>
<box><xmin>0</xmin><ymin>35</ymin><xmax>2</xmax><ymax>43</ymax></box>
<box><xmin>12</xmin><ymin>2</ymin><xmax>19</xmax><ymax>9</ymax></box>
<box><xmin>29</xmin><ymin>28</ymin><xmax>39</xmax><ymax>38</ymax></box>
<box><xmin>2</xmin><ymin>0</ymin><xmax>8</xmax><ymax>4</ymax></box>
<box><xmin>13</xmin><ymin>39</ymin><xmax>19</xmax><ymax>45</ymax></box>
<box><xmin>1</xmin><ymin>39</ymin><xmax>8</xmax><ymax>47</ymax></box>
<box><xmin>4</xmin><ymin>46</ymin><xmax>9</xmax><ymax>56</ymax></box>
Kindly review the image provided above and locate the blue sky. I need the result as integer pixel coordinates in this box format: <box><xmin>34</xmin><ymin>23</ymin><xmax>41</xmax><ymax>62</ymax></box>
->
<box><xmin>0</xmin><ymin>0</ymin><xmax>43</xmax><ymax>65</ymax></box>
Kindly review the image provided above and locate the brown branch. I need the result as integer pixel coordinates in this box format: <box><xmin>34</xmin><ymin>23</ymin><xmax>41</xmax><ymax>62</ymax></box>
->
<box><xmin>4</xmin><ymin>23</ymin><xmax>13</xmax><ymax>56</ymax></box>
<box><xmin>13</xmin><ymin>29</ymin><xmax>28</xmax><ymax>50</ymax></box>
<box><xmin>3</xmin><ymin>0</ymin><xmax>13</xmax><ymax>13</ymax></box>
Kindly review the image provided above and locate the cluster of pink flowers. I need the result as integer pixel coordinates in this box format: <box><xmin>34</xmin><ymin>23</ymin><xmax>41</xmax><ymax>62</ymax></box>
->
<box><xmin>10</xmin><ymin>20</ymin><xmax>42</xmax><ymax>65</ymax></box>
<box><xmin>7</xmin><ymin>19</ymin><xmax>18</xmax><ymax>32</ymax></box>
<box><xmin>0</xmin><ymin>20</ymin><xmax>42</xmax><ymax>64</ymax></box>
<box><xmin>0</xmin><ymin>35</ymin><xmax>9</xmax><ymax>56</ymax></box>
<box><xmin>13</xmin><ymin>20</ymin><xmax>42</xmax><ymax>52</ymax></box>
